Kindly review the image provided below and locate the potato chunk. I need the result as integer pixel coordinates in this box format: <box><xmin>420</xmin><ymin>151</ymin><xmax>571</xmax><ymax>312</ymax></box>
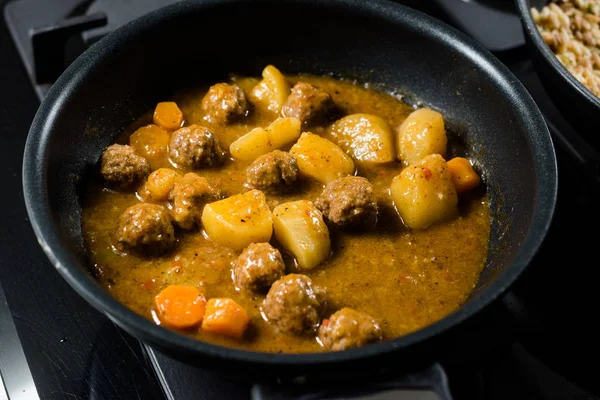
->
<box><xmin>289</xmin><ymin>132</ymin><xmax>354</xmax><ymax>183</ymax></box>
<box><xmin>390</xmin><ymin>154</ymin><xmax>458</xmax><ymax>229</ymax></box>
<box><xmin>201</xmin><ymin>189</ymin><xmax>273</xmax><ymax>250</ymax></box>
<box><xmin>273</xmin><ymin>200</ymin><xmax>330</xmax><ymax>270</ymax></box>
<box><xmin>397</xmin><ymin>108</ymin><xmax>447</xmax><ymax>166</ymax></box>
<box><xmin>328</xmin><ymin>114</ymin><xmax>395</xmax><ymax>163</ymax></box>
<box><xmin>229</xmin><ymin>117</ymin><xmax>301</xmax><ymax>161</ymax></box>
<box><xmin>139</xmin><ymin>168</ymin><xmax>181</xmax><ymax>202</ymax></box>
<box><xmin>250</xmin><ymin>65</ymin><xmax>291</xmax><ymax>114</ymax></box>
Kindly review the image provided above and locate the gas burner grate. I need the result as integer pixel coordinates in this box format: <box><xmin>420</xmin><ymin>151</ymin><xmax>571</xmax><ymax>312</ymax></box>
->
<box><xmin>4</xmin><ymin>0</ymin><xmax>179</xmax><ymax>98</ymax></box>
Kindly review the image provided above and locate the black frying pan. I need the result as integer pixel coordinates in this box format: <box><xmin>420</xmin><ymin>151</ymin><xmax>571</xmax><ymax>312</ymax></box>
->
<box><xmin>22</xmin><ymin>0</ymin><xmax>557</xmax><ymax>397</ymax></box>
<box><xmin>516</xmin><ymin>0</ymin><xmax>600</xmax><ymax>149</ymax></box>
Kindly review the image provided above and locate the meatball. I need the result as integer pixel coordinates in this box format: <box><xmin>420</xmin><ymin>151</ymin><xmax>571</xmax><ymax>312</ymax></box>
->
<box><xmin>233</xmin><ymin>243</ymin><xmax>285</xmax><ymax>291</ymax></box>
<box><xmin>169</xmin><ymin>125</ymin><xmax>226</xmax><ymax>169</ymax></box>
<box><xmin>318</xmin><ymin>308</ymin><xmax>382</xmax><ymax>351</ymax></box>
<box><xmin>115</xmin><ymin>203</ymin><xmax>175</xmax><ymax>256</ymax></box>
<box><xmin>169</xmin><ymin>173</ymin><xmax>219</xmax><ymax>230</ymax></box>
<box><xmin>100</xmin><ymin>144</ymin><xmax>150</xmax><ymax>188</ymax></box>
<box><xmin>262</xmin><ymin>274</ymin><xmax>325</xmax><ymax>335</ymax></box>
<box><xmin>246</xmin><ymin>150</ymin><xmax>299</xmax><ymax>192</ymax></box>
<box><xmin>314</xmin><ymin>176</ymin><xmax>378</xmax><ymax>229</ymax></box>
<box><xmin>201</xmin><ymin>83</ymin><xmax>249</xmax><ymax>125</ymax></box>
<box><xmin>282</xmin><ymin>82</ymin><xmax>336</xmax><ymax>127</ymax></box>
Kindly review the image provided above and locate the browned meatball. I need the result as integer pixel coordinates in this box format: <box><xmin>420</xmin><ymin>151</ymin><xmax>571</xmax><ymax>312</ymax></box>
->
<box><xmin>246</xmin><ymin>150</ymin><xmax>299</xmax><ymax>192</ymax></box>
<box><xmin>201</xmin><ymin>83</ymin><xmax>249</xmax><ymax>125</ymax></box>
<box><xmin>115</xmin><ymin>203</ymin><xmax>175</xmax><ymax>256</ymax></box>
<box><xmin>169</xmin><ymin>173</ymin><xmax>219</xmax><ymax>230</ymax></box>
<box><xmin>282</xmin><ymin>82</ymin><xmax>336</xmax><ymax>127</ymax></box>
<box><xmin>315</xmin><ymin>176</ymin><xmax>378</xmax><ymax>229</ymax></box>
<box><xmin>100</xmin><ymin>144</ymin><xmax>150</xmax><ymax>188</ymax></box>
<box><xmin>169</xmin><ymin>125</ymin><xmax>225</xmax><ymax>169</ymax></box>
<box><xmin>318</xmin><ymin>308</ymin><xmax>382</xmax><ymax>351</ymax></box>
<box><xmin>233</xmin><ymin>243</ymin><xmax>285</xmax><ymax>291</ymax></box>
<box><xmin>262</xmin><ymin>274</ymin><xmax>325</xmax><ymax>335</ymax></box>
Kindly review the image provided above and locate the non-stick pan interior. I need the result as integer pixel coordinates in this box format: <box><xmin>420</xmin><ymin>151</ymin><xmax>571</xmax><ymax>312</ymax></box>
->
<box><xmin>24</xmin><ymin>0</ymin><xmax>556</xmax><ymax>365</ymax></box>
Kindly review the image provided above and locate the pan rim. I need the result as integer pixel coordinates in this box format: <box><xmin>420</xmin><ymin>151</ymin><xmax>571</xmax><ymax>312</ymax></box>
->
<box><xmin>22</xmin><ymin>0</ymin><xmax>557</xmax><ymax>368</ymax></box>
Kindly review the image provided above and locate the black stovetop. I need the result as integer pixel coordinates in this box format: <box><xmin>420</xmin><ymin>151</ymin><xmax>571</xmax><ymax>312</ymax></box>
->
<box><xmin>1</xmin><ymin>1</ymin><xmax>599</xmax><ymax>399</ymax></box>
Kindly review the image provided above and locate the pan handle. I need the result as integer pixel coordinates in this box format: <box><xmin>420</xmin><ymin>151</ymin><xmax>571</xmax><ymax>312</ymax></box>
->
<box><xmin>250</xmin><ymin>362</ymin><xmax>452</xmax><ymax>400</ymax></box>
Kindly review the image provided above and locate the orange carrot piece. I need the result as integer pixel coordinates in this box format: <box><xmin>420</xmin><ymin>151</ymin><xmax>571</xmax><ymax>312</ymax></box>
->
<box><xmin>153</xmin><ymin>102</ymin><xmax>183</xmax><ymax>130</ymax></box>
<box><xmin>130</xmin><ymin>124</ymin><xmax>170</xmax><ymax>169</ymax></box>
<box><xmin>154</xmin><ymin>285</ymin><xmax>206</xmax><ymax>329</ymax></box>
<box><xmin>201</xmin><ymin>298</ymin><xmax>250</xmax><ymax>339</ymax></box>
<box><xmin>446</xmin><ymin>157</ymin><xmax>480</xmax><ymax>194</ymax></box>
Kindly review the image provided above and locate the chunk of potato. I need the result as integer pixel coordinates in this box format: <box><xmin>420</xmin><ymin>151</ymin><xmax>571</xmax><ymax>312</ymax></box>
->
<box><xmin>273</xmin><ymin>200</ymin><xmax>330</xmax><ymax>270</ymax></box>
<box><xmin>390</xmin><ymin>154</ymin><xmax>458</xmax><ymax>229</ymax></box>
<box><xmin>397</xmin><ymin>108</ymin><xmax>447</xmax><ymax>166</ymax></box>
<box><xmin>328</xmin><ymin>113</ymin><xmax>395</xmax><ymax>163</ymax></box>
<box><xmin>201</xmin><ymin>189</ymin><xmax>273</xmax><ymax>250</ymax></box>
<box><xmin>289</xmin><ymin>132</ymin><xmax>355</xmax><ymax>183</ymax></box>
<box><xmin>250</xmin><ymin>65</ymin><xmax>291</xmax><ymax>114</ymax></box>
<box><xmin>139</xmin><ymin>168</ymin><xmax>181</xmax><ymax>202</ymax></box>
<box><xmin>229</xmin><ymin>117</ymin><xmax>301</xmax><ymax>161</ymax></box>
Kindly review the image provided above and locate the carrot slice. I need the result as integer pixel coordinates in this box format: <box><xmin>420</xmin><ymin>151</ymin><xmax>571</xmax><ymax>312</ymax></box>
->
<box><xmin>446</xmin><ymin>157</ymin><xmax>480</xmax><ymax>194</ymax></box>
<box><xmin>201</xmin><ymin>298</ymin><xmax>250</xmax><ymax>339</ymax></box>
<box><xmin>130</xmin><ymin>124</ymin><xmax>170</xmax><ymax>169</ymax></box>
<box><xmin>153</xmin><ymin>102</ymin><xmax>183</xmax><ymax>130</ymax></box>
<box><xmin>154</xmin><ymin>285</ymin><xmax>206</xmax><ymax>329</ymax></box>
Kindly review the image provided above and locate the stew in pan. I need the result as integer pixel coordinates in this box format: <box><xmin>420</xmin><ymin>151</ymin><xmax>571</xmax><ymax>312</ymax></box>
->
<box><xmin>81</xmin><ymin>65</ymin><xmax>490</xmax><ymax>353</ymax></box>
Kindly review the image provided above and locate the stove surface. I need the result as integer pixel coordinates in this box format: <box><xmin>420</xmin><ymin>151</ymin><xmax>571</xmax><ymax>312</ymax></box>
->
<box><xmin>1</xmin><ymin>1</ymin><xmax>599</xmax><ymax>399</ymax></box>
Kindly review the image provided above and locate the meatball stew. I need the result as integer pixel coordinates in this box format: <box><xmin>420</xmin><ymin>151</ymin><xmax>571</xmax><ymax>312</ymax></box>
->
<box><xmin>82</xmin><ymin>66</ymin><xmax>490</xmax><ymax>353</ymax></box>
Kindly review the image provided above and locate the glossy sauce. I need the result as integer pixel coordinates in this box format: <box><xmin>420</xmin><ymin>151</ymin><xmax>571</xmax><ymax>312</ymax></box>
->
<box><xmin>81</xmin><ymin>75</ymin><xmax>490</xmax><ymax>353</ymax></box>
